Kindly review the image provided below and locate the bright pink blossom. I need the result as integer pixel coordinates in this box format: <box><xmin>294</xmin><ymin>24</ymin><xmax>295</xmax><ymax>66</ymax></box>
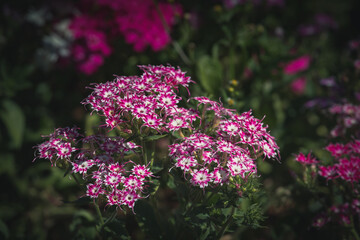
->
<box><xmin>283</xmin><ymin>55</ymin><xmax>311</xmax><ymax>75</ymax></box>
<box><xmin>294</xmin><ymin>152</ymin><xmax>318</xmax><ymax>165</ymax></box>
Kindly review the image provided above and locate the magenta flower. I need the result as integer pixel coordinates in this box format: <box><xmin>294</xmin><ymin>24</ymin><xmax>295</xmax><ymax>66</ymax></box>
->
<box><xmin>336</xmin><ymin>158</ymin><xmax>360</xmax><ymax>183</ymax></box>
<box><xmin>283</xmin><ymin>55</ymin><xmax>311</xmax><ymax>75</ymax></box>
<box><xmin>65</xmin><ymin>1</ymin><xmax>182</xmax><ymax>74</ymax></box>
<box><xmin>191</xmin><ymin>168</ymin><xmax>212</xmax><ymax>188</ymax></box>
<box><xmin>290</xmin><ymin>76</ymin><xmax>307</xmax><ymax>95</ymax></box>
<box><xmin>325</xmin><ymin>143</ymin><xmax>349</xmax><ymax>158</ymax></box>
<box><xmin>113</xmin><ymin>0</ymin><xmax>182</xmax><ymax>52</ymax></box>
<box><xmin>294</xmin><ymin>152</ymin><xmax>318</xmax><ymax>165</ymax></box>
<box><xmin>77</xmin><ymin>54</ymin><xmax>104</xmax><ymax>75</ymax></box>
<box><xmin>318</xmin><ymin>165</ymin><xmax>337</xmax><ymax>181</ymax></box>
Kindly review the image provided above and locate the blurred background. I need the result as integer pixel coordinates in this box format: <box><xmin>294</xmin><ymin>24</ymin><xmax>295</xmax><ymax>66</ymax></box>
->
<box><xmin>1</xmin><ymin>0</ymin><xmax>360</xmax><ymax>239</ymax></box>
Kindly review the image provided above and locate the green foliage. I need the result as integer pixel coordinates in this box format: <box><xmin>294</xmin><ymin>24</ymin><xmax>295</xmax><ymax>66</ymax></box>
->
<box><xmin>0</xmin><ymin>99</ymin><xmax>25</xmax><ymax>149</ymax></box>
<box><xmin>196</xmin><ymin>55</ymin><xmax>223</xmax><ymax>97</ymax></box>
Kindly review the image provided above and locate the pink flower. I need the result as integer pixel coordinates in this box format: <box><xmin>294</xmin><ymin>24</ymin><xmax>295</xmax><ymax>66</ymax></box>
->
<box><xmin>325</xmin><ymin>143</ymin><xmax>349</xmax><ymax>158</ymax></box>
<box><xmin>77</xmin><ymin>54</ymin><xmax>104</xmax><ymax>75</ymax></box>
<box><xmin>191</xmin><ymin>168</ymin><xmax>212</xmax><ymax>188</ymax></box>
<box><xmin>114</xmin><ymin>0</ymin><xmax>182</xmax><ymax>52</ymax></box>
<box><xmin>294</xmin><ymin>152</ymin><xmax>318</xmax><ymax>165</ymax></box>
<box><xmin>290</xmin><ymin>77</ymin><xmax>307</xmax><ymax>95</ymax></box>
<box><xmin>85</xmin><ymin>30</ymin><xmax>112</xmax><ymax>56</ymax></box>
<box><xmin>318</xmin><ymin>165</ymin><xmax>337</xmax><ymax>181</ymax></box>
<box><xmin>284</xmin><ymin>55</ymin><xmax>311</xmax><ymax>75</ymax></box>
<box><xmin>336</xmin><ymin>158</ymin><xmax>360</xmax><ymax>183</ymax></box>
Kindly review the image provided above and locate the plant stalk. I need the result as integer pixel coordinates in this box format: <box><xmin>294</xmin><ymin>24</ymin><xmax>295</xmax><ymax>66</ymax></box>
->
<box><xmin>94</xmin><ymin>199</ymin><xmax>105</xmax><ymax>227</ymax></box>
<box><xmin>218</xmin><ymin>206</ymin><xmax>235</xmax><ymax>238</ymax></box>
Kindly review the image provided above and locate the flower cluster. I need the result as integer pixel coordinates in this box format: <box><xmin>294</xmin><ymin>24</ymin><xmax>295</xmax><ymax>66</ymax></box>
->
<box><xmin>328</xmin><ymin>103</ymin><xmax>360</xmax><ymax>138</ymax></box>
<box><xmin>295</xmin><ymin>138</ymin><xmax>360</xmax><ymax>229</ymax></box>
<box><xmin>295</xmin><ymin>139</ymin><xmax>360</xmax><ymax>183</ymax></box>
<box><xmin>319</xmin><ymin>140</ymin><xmax>360</xmax><ymax>183</ymax></box>
<box><xmin>169</xmin><ymin>97</ymin><xmax>280</xmax><ymax>189</ymax></box>
<box><xmin>35</xmin><ymin>64</ymin><xmax>280</xmax><ymax>210</ymax></box>
<box><xmin>35</xmin><ymin>127</ymin><xmax>154</xmax><ymax>210</ymax></box>
<box><xmin>69</xmin><ymin>15</ymin><xmax>112</xmax><ymax>75</ymax></box>
<box><xmin>67</xmin><ymin>0</ymin><xmax>182</xmax><ymax>74</ymax></box>
<box><xmin>101</xmin><ymin>0</ymin><xmax>183</xmax><ymax>52</ymax></box>
<box><xmin>313</xmin><ymin>200</ymin><xmax>360</xmax><ymax>228</ymax></box>
<box><xmin>82</xmin><ymin>65</ymin><xmax>194</xmax><ymax>131</ymax></box>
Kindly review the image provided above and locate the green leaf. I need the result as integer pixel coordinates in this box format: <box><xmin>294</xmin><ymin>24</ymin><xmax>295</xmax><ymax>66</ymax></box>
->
<box><xmin>85</xmin><ymin>114</ymin><xmax>101</xmax><ymax>136</ymax></box>
<box><xmin>0</xmin><ymin>99</ymin><xmax>25</xmax><ymax>149</ymax></box>
<box><xmin>171</xmin><ymin>131</ymin><xmax>182</xmax><ymax>139</ymax></box>
<box><xmin>134</xmin><ymin>200</ymin><xmax>164</xmax><ymax>239</ymax></box>
<box><xmin>63</xmin><ymin>197</ymin><xmax>92</xmax><ymax>206</ymax></box>
<box><xmin>196</xmin><ymin>213</ymin><xmax>208</xmax><ymax>220</ymax></box>
<box><xmin>70</xmin><ymin>210</ymin><xmax>97</xmax><ymax>239</ymax></box>
<box><xmin>198</xmin><ymin>227</ymin><xmax>210</xmax><ymax>240</ymax></box>
<box><xmin>147</xmin><ymin>179</ymin><xmax>160</xmax><ymax>195</ymax></box>
<box><xmin>144</xmin><ymin>134</ymin><xmax>167</xmax><ymax>141</ymax></box>
<box><xmin>0</xmin><ymin>219</ymin><xmax>9</xmax><ymax>240</ymax></box>
<box><xmin>103</xmin><ymin>219</ymin><xmax>129</xmax><ymax>239</ymax></box>
<box><xmin>0</xmin><ymin>154</ymin><xmax>15</xmax><ymax>176</ymax></box>
<box><xmin>197</xmin><ymin>55</ymin><xmax>223</xmax><ymax>97</ymax></box>
<box><xmin>167</xmin><ymin>175</ymin><xmax>176</xmax><ymax>190</ymax></box>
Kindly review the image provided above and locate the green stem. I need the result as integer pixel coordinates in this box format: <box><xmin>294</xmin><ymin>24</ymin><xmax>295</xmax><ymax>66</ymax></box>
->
<box><xmin>203</xmin><ymin>191</ymin><xmax>216</xmax><ymax>206</ymax></box>
<box><xmin>351</xmin><ymin>216</ymin><xmax>360</xmax><ymax>240</ymax></box>
<box><xmin>229</xmin><ymin>44</ymin><xmax>235</xmax><ymax>81</ymax></box>
<box><xmin>351</xmin><ymin>228</ymin><xmax>360</xmax><ymax>240</ymax></box>
<box><xmin>150</xmin><ymin>141</ymin><xmax>155</xmax><ymax>168</ymax></box>
<box><xmin>152</xmin><ymin>0</ymin><xmax>191</xmax><ymax>65</ymax></box>
<box><xmin>140</xmin><ymin>137</ymin><xmax>147</xmax><ymax>165</ymax></box>
<box><xmin>71</xmin><ymin>173</ymin><xmax>81</xmax><ymax>186</ymax></box>
<box><xmin>217</xmin><ymin>206</ymin><xmax>235</xmax><ymax>238</ymax></box>
<box><xmin>94</xmin><ymin>200</ymin><xmax>105</xmax><ymax>227</ymax></box>
<box><xmin>103</xmin><ymin>209</ymin><xmax>117</xmax><ymax>226</ymax></box>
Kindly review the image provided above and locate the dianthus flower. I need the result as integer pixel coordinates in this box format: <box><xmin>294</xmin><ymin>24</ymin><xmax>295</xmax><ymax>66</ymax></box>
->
<box><xmin>315</xmin><ymin>139</ymin><xmax>360</xmax><ymax>184</ymax></box>
<box><xmin>169</xmin><ymin>97</ymin><xmax>280</xmax><ymax>190</ymax></box>
<box><xmin>35</xmin><ymin>129</ymin><xmax>154</xmax><ymax>210</ymax></box>
<box><xmin>82</xmin><ymin>65</ymin><xmax>195</xmax><ymax>131</ymax></box>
